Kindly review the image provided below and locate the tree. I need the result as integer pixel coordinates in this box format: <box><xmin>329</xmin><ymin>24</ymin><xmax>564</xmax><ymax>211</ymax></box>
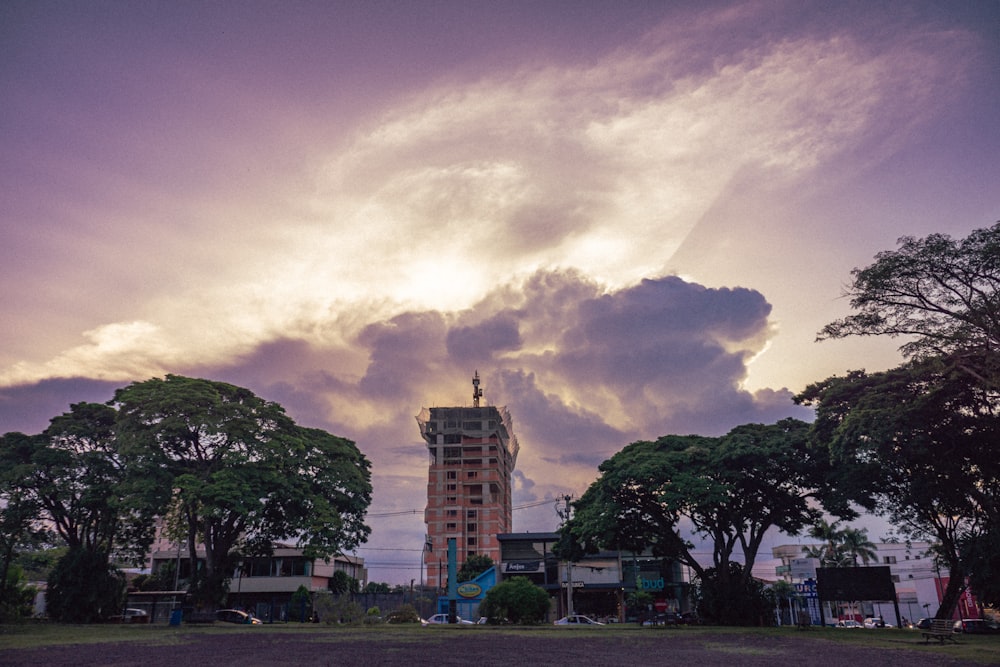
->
<box><xmin>770</xmin><ymin>579</ymin><xmax>799</xmax><ymax>626</ymax></box>
<box><xmin>328</xmin><ymin>569</ymin><xmax>359</xmax><ymax>595</ymax></box>
<box><xmin>566</xmin><ymin>419</ymin><xmax>843</xmax><ymax>625</ymax></box>
<box><xmin>289</xmin><ymin>584</ymin><xmax>312</xmax><ymax>622</ymax></box>
<box><xmin>0</xmin><ymin>432</ymin><xmax>44</xmax><ymax>619</ymax></box>
<box><xmin>45</xmin><ymin>547</ymin><xmax>126</xmax><ymax>623</ymax></box>
<box><xmin>801</xmin><ymin>521</ymin><xmax>877</xmax><ymax>568</ymax></box>
<box><xmin>802</xmin><ymin>519</ymin><xmax>847</xmax><ymax>568</ymax></box>
<box><xmin>813</xmin><ymin>223</ymin><xmax>1000</xmax><ymax>615</ymax></box>
<box><xmin>963</xmin><ymin>527</ymin><xmax>1000</xmax><ymax>608</ymax></box>
<box><xmin>796</xmin><ymin>360</ymin><xmax>1000</xmax><ymax>619</ymax></box>
<box><xmin>113</xmin><ymin>375</ymin><xmax>372</xmax><ymax>608</ymax></box>
<box><xmin>840</xmin><ymin>527</ymin><xmax>878</xmax><ymax>566</ymax></box>
<box><xmin>694</xmin><ymin>562</ymin><xmax>773</xmax><ymax>626</ymax></box>
<box><xmin>819</xmin><ymin>222</ymin><xmax>1000</xmax><ymax>388</ymax></box>
<box><xmin>361</xmin><ymin>581</ymin><xmax>391</xmax><ymax>594</ymax></box>
<box><xmin>2</xmin><ymin>404</ymin><xmax>149</xmax><ymax>622</ymax></box>
<box><xmin>479</xmin><ymin>576</ymin><xmax>550</xmax><ymax>624</ymax></box>
<box><xmin>457</xmin><ymin>554</ymin><xmax>494</xmax><ymax>582</ymax></box>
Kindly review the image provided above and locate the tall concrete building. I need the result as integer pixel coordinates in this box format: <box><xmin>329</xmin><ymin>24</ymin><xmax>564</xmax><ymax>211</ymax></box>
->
<box><xmin>417</xmin><ymin>372</ymin><xmax>519</xmax><ymax>589</ymax></box>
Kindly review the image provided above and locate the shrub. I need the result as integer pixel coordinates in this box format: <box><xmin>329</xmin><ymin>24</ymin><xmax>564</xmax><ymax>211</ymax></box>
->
<box><xmin>479</xmin><ymin>576</ymin><xmax>549</xmax><ymax>624</ymax></box>
<box><xmin>46</xmin><ymin>548</ymin><xmax>126</xmax><ymax>623</ymax></box>
<box><xmin>312</xmin><ymin>591</ymin><xmax>363</xmax><ymax>625</ymax></box>
<box><xmin>385</xmin><ymin>604</ymin><xmax>421</xmax><ymax>624</ymax></box>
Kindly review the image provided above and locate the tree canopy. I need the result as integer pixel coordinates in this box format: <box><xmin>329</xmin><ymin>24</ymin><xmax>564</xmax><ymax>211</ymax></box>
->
<box><xmin>801</xmin><ymin>519</ymin><xmax>877</xmax><ymax>568</ymax></box>
<box><xmin>796</xmin><ymin>360</ymin><xmax>1000</xmax><ymax>616</ymax></box>
<box><xmin>809</xmin><ymin>222</ymin><xmax>1000</xmax><ymax>613</ymax></box>
<box><xmin>565</xmin><ymin>418</ymin><xmax>841</xmax><ymax>623</ymax></box>
<box><xmin>819</xmin><ymin>222</ymin><xmax>1000</xmax><ymax>387</ymax></box>
<box><xmin>457</xmin><ymin>554</ymin><xmax>494</xmax><ymax>583</ymax></box>
<box><xmin>113</xmin><ymin>375</ymin><xmax>372</xmax><ymax>608</ymax></box>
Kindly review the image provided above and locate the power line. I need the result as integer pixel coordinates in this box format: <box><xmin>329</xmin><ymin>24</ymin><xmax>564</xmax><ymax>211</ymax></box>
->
<box><xmin>366</xmin><ymin>497</ymin><xmax>558</xmax><ymax>518</ymax></box>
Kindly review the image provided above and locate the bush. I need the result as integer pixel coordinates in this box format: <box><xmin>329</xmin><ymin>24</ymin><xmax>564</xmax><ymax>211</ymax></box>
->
<box><xmin>384</xmin><ymin>604</ymin><xmax>421</xmax><ymax>624</ymax></box>
<box><xmin>289</xmin><ymin>585</ymin><xmax>312</xmax><ymax>622</ymax></box>
<box><xmin>0</xmin><ymin>564</ymin><xmax>37</xmax><ymax>622</ymax></box>
<box><xmin>479</xmin><ymin>576</ymin><xmax>549</xmax><ymax>624</ymax></box>
<box><xmin>312</xmin><ymin>591</ymin><xmax>363</xmax><ymax>625</ymax></box>
<box><xmin>364</xmin><ymin>606</ymin><xmax>383</xmax><ymax>624</ymax></box>
<box><xmin>694</xmin><ymin>563</ymin><xmax>773</xmax><ymax>626</ymax></box>
<box><xmin>46</xmin><ymin>548</ymin><xmax>126</xmax><ymax>623</ymax></box>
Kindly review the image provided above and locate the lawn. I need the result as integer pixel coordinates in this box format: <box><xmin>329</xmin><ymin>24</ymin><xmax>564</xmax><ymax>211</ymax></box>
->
<box><xmin>1</xmin><ymin>621</ymin><xmax>997</xmax><ymax>666</ymax></box>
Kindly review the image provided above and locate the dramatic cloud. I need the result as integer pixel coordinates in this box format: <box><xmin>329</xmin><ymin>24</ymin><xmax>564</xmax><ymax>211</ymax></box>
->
<box><xmin>3</xmin><ymin>2</ymin><xmax>997</xmax><ymax>581</ymax></box>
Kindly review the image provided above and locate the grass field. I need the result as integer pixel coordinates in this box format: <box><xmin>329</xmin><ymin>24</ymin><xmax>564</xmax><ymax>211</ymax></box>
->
<box><xmin>1</xmin><ymin>621</ymin><xmax>998</xmax><ymax>665</ymax></box>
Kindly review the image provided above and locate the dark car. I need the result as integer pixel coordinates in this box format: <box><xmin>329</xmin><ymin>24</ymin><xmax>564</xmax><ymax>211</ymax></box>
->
<box><xmin>641</xmin><ymin>611</ymin><xmax>680</xmax><ymax>626</ymax></box>
<box><xmin>913</xmin><ymin>618</ymin><xmax>932</xmax><ymax>630</ymax></box>
<box><xmin>953</xmin><ymin>619</ymin><xmax>1000</xmax><ymax>634</ymax></box>
<box><xmin>679</xmin><ymin>611</ymin><xmax>702</xmax><ymax>625</ymax></box>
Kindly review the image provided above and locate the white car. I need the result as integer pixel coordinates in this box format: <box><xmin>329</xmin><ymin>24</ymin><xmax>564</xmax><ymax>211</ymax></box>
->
<box><xmin>122</xmin><ymin>608</ymin><xmax>148</xmax><ymax>623</ymax></box>
<box><xmin>424</xmin><ymin>613</ymin><xmax>474</xmax><ymax>625</ymax></box>
<box><xmin>554</xmin><ymin>614</ymin><xmax>604</xmax><ymax>626</ymax></box>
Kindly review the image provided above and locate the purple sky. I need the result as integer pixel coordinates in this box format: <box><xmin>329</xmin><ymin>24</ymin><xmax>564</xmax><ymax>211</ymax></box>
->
<box><xmin>3</xmin><ymin>1</ymin><xmax>999</xmax><ymax>582</ymax></box>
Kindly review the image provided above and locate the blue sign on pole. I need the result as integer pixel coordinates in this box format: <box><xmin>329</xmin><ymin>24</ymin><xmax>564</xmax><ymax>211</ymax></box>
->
<box><xmin>794</xmin><ymin>580</ymin><xmax>818</xmax><ymax>598</ymax></box>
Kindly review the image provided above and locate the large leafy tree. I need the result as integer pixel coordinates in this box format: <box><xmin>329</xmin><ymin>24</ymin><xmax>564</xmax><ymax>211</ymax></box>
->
<box><xmin>0</xmin><ymin>432</ymin><xmax>45</xmax><ymax>619</ymax></box>
<box><xmin>566</xmin><ymin>419</ymin><xmax>842</xmax><ymax>624</ymax></box>
<box><xmin>5</xmin><ymin>404</ymin><xmax>148</xmax><ymax>622</ymax></box>
<box><xmin>113</xmin><ymin>375</ymin><xmax>373</xmax><ymax>608</ymax></box>
<box><xmin>29</xmin><ymin>403</ymin><xmax>138</xmax><ymax>555</ymax></box>
<box><xmin>813</xmin><ymin>222</ymin><xmax>1000</xmax><ymax>611</ymax></box>
<box><xmin>796</xmin><ymin>360</ymin><xmax>1000</xmax><ymax>617</ymax></box>
<box><xmin>819</xmin><ymin>222</ymin><xmax>1000</xmax><ymax>388</ymax></box>
<box><xmin>457</xmin><ymin>554</ymin><xmax>494</xmax><ymax>583</ymax></box>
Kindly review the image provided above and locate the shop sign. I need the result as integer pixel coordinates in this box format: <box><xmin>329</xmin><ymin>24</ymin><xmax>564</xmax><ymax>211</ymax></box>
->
<box><xmin>457</xmin><ymin>582</ymin><xmax>482</xmax><ymax>598</ymax></box>
<box><xmin>504</xmin><ymin>561</ymin><xmax>541</xmax><ymax>573</ymax></box>
<box><xmin>639</xmin><ymin>576</ymin><xmax>664</xmax><ymax>591</ymax></box>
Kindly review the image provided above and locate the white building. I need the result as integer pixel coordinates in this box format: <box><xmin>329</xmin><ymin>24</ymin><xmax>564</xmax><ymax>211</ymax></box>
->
<box><xmin>771</xmin><ymin>541</ymin><xmax>944</xmax><ymax>625</ymax></box>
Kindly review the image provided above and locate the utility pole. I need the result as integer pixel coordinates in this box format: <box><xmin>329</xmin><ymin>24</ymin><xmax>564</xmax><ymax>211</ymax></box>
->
<box><xmin>557</xmin><ymin>494</ymin><xmax>575</xmax><ymax>618</ymax></box>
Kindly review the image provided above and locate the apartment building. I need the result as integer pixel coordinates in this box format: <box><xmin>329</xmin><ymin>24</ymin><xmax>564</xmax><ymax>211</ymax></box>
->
<box><xmin>417</xmin><ymin>372</ymin><xmax>519</xmax><ymax>588</ymax></box>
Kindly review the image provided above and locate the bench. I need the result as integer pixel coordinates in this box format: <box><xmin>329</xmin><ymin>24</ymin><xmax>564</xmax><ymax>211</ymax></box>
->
<box><xmin>921</xmin><ymin>618</ymin><xmax>957</xmax><ymax>644</ymax></box>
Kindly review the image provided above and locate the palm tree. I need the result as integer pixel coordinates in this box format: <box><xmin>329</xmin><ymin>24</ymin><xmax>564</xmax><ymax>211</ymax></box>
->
<box><xmin>803</xmin><ymin>519</ymin><xmax>846</xmax><ymax>568</ymax></box>
<box><xmin>840</xmin><ymin>528</ymin><xmax>878</xmax><ymax>567</ymax></box>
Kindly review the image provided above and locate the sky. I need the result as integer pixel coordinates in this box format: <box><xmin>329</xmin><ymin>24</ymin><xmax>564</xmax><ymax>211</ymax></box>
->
<box><xmin>2</xmin><ymin>0</ymin><xmax>999</xmax><ymax>583</ymax></box>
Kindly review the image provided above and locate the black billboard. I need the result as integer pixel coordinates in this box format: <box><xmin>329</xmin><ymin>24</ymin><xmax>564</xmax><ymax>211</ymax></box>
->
<box><xmin>816</xmin><ymin>566</ymin><xmax>896</xmax><ymax>601</ymax></box>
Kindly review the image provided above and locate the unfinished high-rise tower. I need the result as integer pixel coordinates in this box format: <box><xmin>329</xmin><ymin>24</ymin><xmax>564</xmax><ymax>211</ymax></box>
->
<box><xmin>417</xmin><ymin>372</ymin><xmax>519</xmax><ymax>588</ymax></box>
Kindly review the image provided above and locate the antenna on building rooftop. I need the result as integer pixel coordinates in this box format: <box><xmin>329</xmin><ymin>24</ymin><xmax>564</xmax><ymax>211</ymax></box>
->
<box><xmin>472</xmin><ymin>370</ymin><xmax>483</xmax><ymax>407</ymax></box>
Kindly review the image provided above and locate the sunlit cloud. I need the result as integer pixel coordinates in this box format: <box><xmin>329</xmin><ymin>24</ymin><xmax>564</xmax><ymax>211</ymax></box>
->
<box><xmin>1</xmin><ymin>12</ymin><xmax>963</xmax><ymax>389</ymax></box>
<box><xmin>2</xmin><ymin>1</ymin><xmax>990</xmax><ymax>581</ymax></box>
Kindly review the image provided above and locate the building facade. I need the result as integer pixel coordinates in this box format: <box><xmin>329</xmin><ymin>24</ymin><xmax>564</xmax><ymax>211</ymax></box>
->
<box><xmin>770</xmin><ymin>541</ymin><xmax>968</xmax><ymax>625</ymax></box>
<box><xmin>418</xmin><ymin>372</ymin><xmax>519</xmax><ymax>588</ymax></box>
<box><xmin>497</xmin><ymin>532</ymin><xmax>691</xmax><ymax>623</ymax></box>
<box><xmin>146</xmin><ymin>544</ymin><xmax>366</xmax><ymax>622</ymax></box>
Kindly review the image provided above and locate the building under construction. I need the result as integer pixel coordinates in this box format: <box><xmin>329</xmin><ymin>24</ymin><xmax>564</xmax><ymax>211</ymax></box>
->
<box><xmin>417</xmin><ymin>372</ymin><xmax>519</xmax><ymax>589</ymax></box>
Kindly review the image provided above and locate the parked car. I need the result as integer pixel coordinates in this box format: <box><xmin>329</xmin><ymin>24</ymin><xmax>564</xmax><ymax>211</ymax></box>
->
<box><xmin>679</xmin><ymin>611</ymin><xmax>702</xmax><ymax>625</ymax></box>
<box><xmin>913</xmin><ymin>617</ymin><xmax>932</xmax><ymax>630</ymax></box>
<box><xmin>836</xmin><ymin>619</ymin><xmax>863</xmax><ymax>628</ymax></box>
<box><xmin>424</xmin><ymin>613</ymin><xmax>474</xmax><ymax>625</ymax></box>
<box><xmin>863</xmin><ymin>617</ymin><xmax>891</xmax><ymax>628</ymax></box>
<box><xmin>554</xmin><ymin>614</ymin><xmax>604</xmax><ymax>626</ymax></box>
<box><xmin>122</xmin><ymin>608</ymin><xmax>148</xmax><ymax>623</ymax></box>
<box><xmin>953</xmin><ymin>619</ymin><xmax>1000</xmax><ymax>634</ymax></box>
<box><xmin>215</xmin><ymin>609</ymin><xmax>262</xmax><ymax>625</ymax></box>
<box><xmin>641</xmin><ymin>611</ymin><xmax>680</xmax><ymax>626</ymax></box>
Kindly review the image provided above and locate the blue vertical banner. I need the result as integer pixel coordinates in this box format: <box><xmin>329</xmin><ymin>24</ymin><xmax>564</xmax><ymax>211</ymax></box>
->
<box><xmin>447</xmin><ymin>538</ymin><xmax>458</xmax><ymax>622</ymax></box>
